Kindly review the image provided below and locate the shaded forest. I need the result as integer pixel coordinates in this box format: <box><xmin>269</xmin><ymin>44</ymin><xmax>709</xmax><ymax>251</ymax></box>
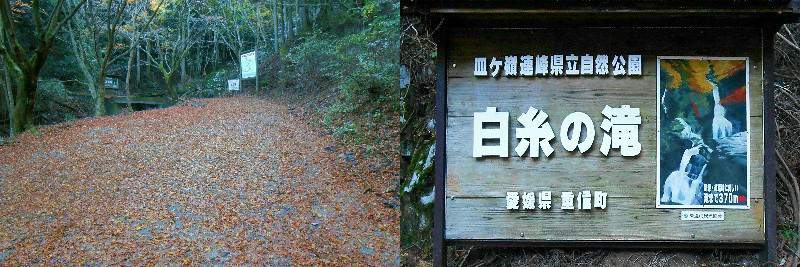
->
<box><xmin>0</xmin><ymin>0</ymin><xmax>400</xmax><ymax>141</ymax></box>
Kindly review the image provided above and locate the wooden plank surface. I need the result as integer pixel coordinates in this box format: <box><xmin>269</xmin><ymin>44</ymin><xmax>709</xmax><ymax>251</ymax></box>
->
<box><xmin>445</xmin><ymin>197</ymin><xmax>765</xmax><ymax>241</ymax></box>
<box><xmin>446</xmin><ymin>116</ymin><xmax>765</xmax><ymax>199</ymax></box>
<box><xmin>445</xmin><ymin>27</ymin><xmax>765</xmax><ymax>242</ymax></box>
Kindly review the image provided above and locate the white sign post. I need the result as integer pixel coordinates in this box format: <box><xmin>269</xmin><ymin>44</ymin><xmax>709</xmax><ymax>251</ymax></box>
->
<box><xmin>240</xmin><ymin>52</ymin><xmax>257</xmax><ymax>79</ymax></box>
<box><xmin>227</xmin><ymin>79</ymin><xmax>240</xmax><ymax>91</ymax></box>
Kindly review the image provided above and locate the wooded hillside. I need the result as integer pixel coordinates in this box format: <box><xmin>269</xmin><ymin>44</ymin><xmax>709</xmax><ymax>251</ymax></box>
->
<box><xmin>0</xmin><ymin>0</ymin><xmax>400</xmax><ymax>141</ymax></box>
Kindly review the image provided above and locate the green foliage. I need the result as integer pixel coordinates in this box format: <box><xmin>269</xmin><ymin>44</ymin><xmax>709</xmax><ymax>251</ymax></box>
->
<box><xmin>174</xmin><ymin>67</ymin><xmax>234</xmax><ymax>99</ymax></box>
<box><xmin>779</xmin><ymin>226</ymin><xmax>799</xmax><ymax>254</ymax></box>
<box><xmin>285</xmin><ymin>30</ymin><xmax>339</xmax><ymax>89</ymax></box>
<box><xmin>332</xmin><ymin>120</ymin><xmax>356</xmax><ymax>138</ymax></box>
<box><xmin>286</xmin><ymin>0</ymin><xmax>399</xmax><ymax>95</ymax></box>
<box><xmin>400</xmin><ymin>140</ymin><xmax>435</xmax><ymax>257</ymax></box>
<box><xmin>362</xmin><ymin>1</ymin><xmax>378</xmax><ymax>18</ymax></box>
<box><xmin>780</xmin><ymin>228</ymin><xmax>799</xmax><ymax>241</ymax></box>
<box><xmin>400</xmin><ymin>141</ymin><xmax>434</xmax><ymax>198</ymax></box>
<box><xmin>205</xmin><ymin>69</ymin><xmax>230</xmax><ymax>91</ymax></box>
<box><xmin>282</xmin><ymin>0</ymin><xmax>399</xmax><ymax>146</ymax></box>
<box><xmin>335</xmin><ymin>1</ymin><xmax>399</xmax><ymax>104</ymax></box>
<box><xmin>35</xmin><ymin>79</ymin><xmax>88</xmax><ymax>125</ymax></box>
<box><xmin>25</xmin><ymin>126</ymin><xmax>42</xmax><ymax>138</ymax></box>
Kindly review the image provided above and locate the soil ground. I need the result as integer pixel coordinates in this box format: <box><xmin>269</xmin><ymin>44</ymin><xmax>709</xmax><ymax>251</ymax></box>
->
<box><xmin>0</xmin><ymin>96</ymin><xmax>399</xmax><ymax>265</ymax></box>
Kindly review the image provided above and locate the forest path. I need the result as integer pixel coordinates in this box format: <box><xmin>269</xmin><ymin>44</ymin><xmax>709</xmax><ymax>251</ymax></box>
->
<box><xmin>0</xmin><ymin>96</ymin><xmax>398</xmax><ymax>265</ymax></box>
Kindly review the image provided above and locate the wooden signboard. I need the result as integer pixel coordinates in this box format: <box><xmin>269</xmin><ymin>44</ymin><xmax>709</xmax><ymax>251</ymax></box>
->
<box><xmin>443</xmin><ymin>27</ymin><xmax>765</xmax><ymax>242</ymax></box>
<box><xmin>430</xmin><ymin>19</ymin><xmax>794</xmax><ymax>265</ymax></box>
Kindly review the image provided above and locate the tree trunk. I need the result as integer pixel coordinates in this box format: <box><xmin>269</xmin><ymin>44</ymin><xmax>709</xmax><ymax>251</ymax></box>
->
<box><xmin>146</xmin><ymin>38</ymin><xmax>152</xmax><ymax>78</ymax></box>
<box><xmin>124</xmin><ymin>41</ymin><xmax>137</xmax><ymax>110</ymax></box>
<box><xmin>136</xmin><ymin>43</ymin><xmax>141</xmax><ymax>90</ymax></box>
<box><xmin>295</xmin><ymin>0</ymin><xmax>299</xmax><ymax>31</ymax></box>
<box><xmin>299</xmin><ymin>0</ymin><xmax>309</xmax><ymax>33</ymax></box>
<box><xmin>0</xmin><ymin>73</ymin><xmax>3</xmax><ymax>125</ymax></box>
<box><xmin>0</xmin><ymin>67</ymin><xmax>11</xmax><ymax>139</ymax></box>
<box><xmin>94</xmin><ymin>74</ymin><xmax>106</xmax><ymax>117</ymax></box>
<box><xmin>11</xmin><ymin>73</ymin><xmax>37</xmax><ymax>134</ymax></box>
<box><xmin>286</xmin><ymin>0</ymin><xmax>294</xmax><ymax>41</ymax></box>
<box><xmin>74</xmin><ymin>59</ymin><xmax>97</xmax><ymax>101</ymax></box>
<box><xmin>65</xmin><ymin>25</ymin><xmax>98</xmax><ymax>101</ymax></box>
<box><xmin>180</xmin><ymin>55</ymin><xmax>186</xmax><ymax>84</ymax></box>
<box><xmin>164</xmin><ymin>73</ymin><xmax>176</xmax><ymax>101</ymax></box>
<box><xmin>281</xmin><ymin>0</ymin><xmax>288</xmax><ymax>40</ymax></box>
<box><xmin>0</xmin><ymin>65</ymin><xmax>9</xmax><ymax>138</ymax></box>
<box><xmin>272</xmin><ymin>0</ymin><xmax>279</xmax><ymax>52</ymax></box>
<box><xmin>213</xmin><ymin>30</ymin><xmax>219</xmax><ymax>69</ymax></box>
<box><xmin>195</xmin><ymin>46</ymin><xmax>201</xmax><ymax>77</ymax></box>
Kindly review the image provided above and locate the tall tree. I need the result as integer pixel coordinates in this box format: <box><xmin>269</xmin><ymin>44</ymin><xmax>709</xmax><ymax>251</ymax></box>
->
<box><xmin>271</xmin><ymin>0</ymin><xmax>278</xmax><ymax>52</ymax></box>
<box><xmin>281</xmin><ymin>0</ymin><xmax>287</xmax><ymax>40</ymax></box>
<box><xmin>1</xmin><ymin>64</ymin><xmax>10</xmax><ymax>137</ymax></box>
<box><xmin>121</xmin><ymin>0</ymin><xmax>162</xmax><ymax>110</ymax></box>
<box><xmin>216</xmin><ymin>0</ymin><xmax>251</xmax><ymax>69</ymax></box>
<box><xmin>244</xmin><ymin>1</ymin><xmax>269</xmax><ymax>52</ymax></box>
<box><xmin>285</xmin><ymin>0</ymin><xmax>293</xmax><ymax>41</ymax></box>
<box><xmin>144</xmin><ymin>0</ymin><xmax>196</xmax><ymax>101</ymax></box>
<box><xmin>0</xmin><ymin>0</ymin><xmax>87</xmax><ymax>134</ymax></box>
<box><xmin>66</xmin><ymin>0</ymin><xmax>130</xmax><ymax>116</ymax></box>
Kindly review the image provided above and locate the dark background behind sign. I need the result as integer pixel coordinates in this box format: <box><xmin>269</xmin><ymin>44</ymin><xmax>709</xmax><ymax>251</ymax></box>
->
<box><xmin>444</xmin><ymin>27</ymin><xmax>765</xmax><ymax>243</ymax></box>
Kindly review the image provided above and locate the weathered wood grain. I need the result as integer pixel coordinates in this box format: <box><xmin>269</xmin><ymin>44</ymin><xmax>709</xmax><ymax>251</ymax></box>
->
<box><xmin>445</xmin><ymin>116</ymin><xmax>764</xmax><ymax>198</ymax></box>
<box><xmin>445</xmin><ymin>197</ymin><xmax>764</xmax><ymax>242</ymax></box>
<box><xmin>444</xmin><ymin>27</ymin><xmax>766</xmax><ymax>242</ymax></box>
<box><xmin>445</xmin><ymin>75</ymin><xmax>764</xmax><ymax>118</ymax></box>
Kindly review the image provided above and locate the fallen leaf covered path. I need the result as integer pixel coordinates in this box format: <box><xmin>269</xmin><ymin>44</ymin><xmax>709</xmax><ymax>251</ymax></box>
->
<box><xmin>0</xmin><ymin>96</ymin><xmax>399</xmax><ymax>265</ymax></box>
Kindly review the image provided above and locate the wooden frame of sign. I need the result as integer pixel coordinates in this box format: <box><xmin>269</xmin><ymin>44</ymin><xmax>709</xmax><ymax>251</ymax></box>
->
<box><xmin>430</xmin><ymin>7</ymin><xmax>799</xmax><ymax>267</ymax></box>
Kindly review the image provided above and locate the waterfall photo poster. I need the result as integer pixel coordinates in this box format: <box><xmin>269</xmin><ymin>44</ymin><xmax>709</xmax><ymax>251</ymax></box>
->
<box><xmin>656</xmin><ymin>56</ymin><xmax>750</xmax><ymax>209</ymax></box>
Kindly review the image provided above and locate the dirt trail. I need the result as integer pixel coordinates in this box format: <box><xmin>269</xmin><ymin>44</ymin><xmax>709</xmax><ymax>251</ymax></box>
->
<box><xmin>0</xmin><ymin>96</ymin><xmax>399</xmax><ymax>265</ymax></box>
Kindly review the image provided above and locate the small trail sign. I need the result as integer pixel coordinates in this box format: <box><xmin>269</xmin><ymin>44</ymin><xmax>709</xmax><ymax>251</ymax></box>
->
<box><xmin>228</xmin><ymin>79</ymin><xmax>240</xmax><ymax>91</ymax></box>
<box><xmin>104</xmin><ymin>77</ymin><xmax>119</xmax><ymax>89</ymax></box>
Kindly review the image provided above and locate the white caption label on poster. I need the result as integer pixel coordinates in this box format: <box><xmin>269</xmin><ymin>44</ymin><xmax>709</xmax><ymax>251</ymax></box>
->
<box><xmin>680</xmin><ymin>210</ymin><xmax>725</xmax><ymax>221</ymax></box>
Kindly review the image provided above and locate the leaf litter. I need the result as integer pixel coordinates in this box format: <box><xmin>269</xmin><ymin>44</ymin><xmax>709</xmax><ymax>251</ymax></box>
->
<box><xmin>0</xmin><ymin>96</ymin><xmax>399</xmax><ymax>265</ymax></box>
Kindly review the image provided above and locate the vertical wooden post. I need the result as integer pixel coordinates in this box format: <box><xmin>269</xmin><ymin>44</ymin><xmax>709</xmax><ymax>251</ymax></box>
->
<box><xmin>433</xmin><ymin>19</ymin><xmax>448</xmax><ymax>267</ymax></box>
<box><xmin>255</xmin><ymin>4</ymin><xmax>261</xmax><ymax>93</ymax></box>
<box><xmin>762</xmin><ymin>25</ymin><xmax>779</xmax><ymax>265</ymax></box>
